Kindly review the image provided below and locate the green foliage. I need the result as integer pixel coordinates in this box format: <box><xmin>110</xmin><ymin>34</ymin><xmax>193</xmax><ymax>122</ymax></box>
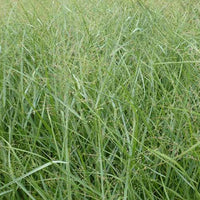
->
<box><xmin>0</xmin><ymin>0</ymin><xmax>200</xmax><ymax>199</ymax></box>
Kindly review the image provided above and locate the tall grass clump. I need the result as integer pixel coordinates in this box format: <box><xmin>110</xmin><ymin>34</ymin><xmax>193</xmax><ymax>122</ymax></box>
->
<box><xmin>1</xmin><ymin>0</ymin><xmax>200</xmax><ymax>199</ymax></box>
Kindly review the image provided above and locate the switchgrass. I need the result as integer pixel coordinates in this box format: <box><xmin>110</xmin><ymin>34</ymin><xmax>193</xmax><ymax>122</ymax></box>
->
<box><xmin>0</xmin><ymin>0</ymin><xmax>200</xmax><ymax>199</ymax></box>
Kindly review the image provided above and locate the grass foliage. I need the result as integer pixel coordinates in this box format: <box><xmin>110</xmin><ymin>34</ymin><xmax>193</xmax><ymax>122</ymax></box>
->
<box><xmin>1</xmin><ymin>0</ymin><xmax>200</xmax><ymax>199</ymax></box>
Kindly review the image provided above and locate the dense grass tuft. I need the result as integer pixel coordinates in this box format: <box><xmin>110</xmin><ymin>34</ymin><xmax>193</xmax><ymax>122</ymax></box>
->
<box><xmin>1</xmin><ymin>0</ymin><xmax>200</xmax><ymax>199</ymax></box>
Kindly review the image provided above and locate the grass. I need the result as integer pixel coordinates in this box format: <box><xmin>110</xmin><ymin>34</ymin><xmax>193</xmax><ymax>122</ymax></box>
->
<box><xmin>0</xmin><ymin>0</ymin><xmax>200</xmax><ymax>199</ymax></box>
